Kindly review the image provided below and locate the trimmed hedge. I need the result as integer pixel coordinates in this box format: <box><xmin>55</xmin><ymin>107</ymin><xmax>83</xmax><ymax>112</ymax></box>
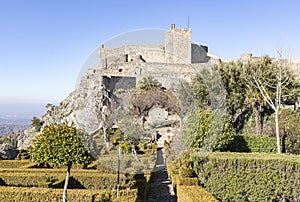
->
<box><xmin>0</xmin><ymin>171</ymin><xmax>129</xmax><ymax>189</ymax></box>
<box><xmin>132</xmin><ymin>174</ymin><xmax>151</xmax><ymax>202</ymax></box>
<box><xmin>53</xmin><ymin>173</ymin><xmax>129</xmax><ymax>190</ymax></box>
<box><xmin>0</xmin><ymin>160</ymin><xmax>33</xmax><ymax>168</ymax></box>
<box><xmin>0</xmin><ymin>168</ymin><xmax>149</xmax><ymax>201</ymax></box>
<box><xmin>177</xmin><ymin>177</ymin><xmax>199</xmax><ymax>186</ymax></box>
<box><xmin>167</xmin><ymin>162</ymin><xmax>218</xmax><ymax>202</ymax></box>
<box><xmin>0</xmin><ymin>168</ymin><xmax>101</xmax><ymax>174</ymax></box>
<box><xmin>0</xmin><ymin>172</ymin><xmax>62</xmax><ymax>187</ymax></box>
<box><xmin>0</xmin><ymin>186</ymin><xmax>138</xmax><ymax>202</ymax></box>
<box><xmin>98</xmin><ymin>154</ymin><xmax>156</xmax><ymax>174</ymax></box>
<box><xmin>190</xmin><ymin>152</ymin><xmax>300</xmax><ymax>201</ymax></box>
<box><xmin>227</xmin><ymin>134</ymin><xmax>278</xmax><ymax>153</ymax></box>
<box><xmin>177</xmin><ymin>185</ymin><xmax>219</xmax><ymax>202</ymax></box>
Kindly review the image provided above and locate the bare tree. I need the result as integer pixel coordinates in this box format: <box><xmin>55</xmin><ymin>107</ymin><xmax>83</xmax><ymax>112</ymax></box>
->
<box><xmin>245</xmin><ymin>55</ymin><xmax>298</xmax><ymax>153</ymax></box>
<box><xmin>130</xmin><ymin>88</ymin><xmax>176</xmax><ymax>128</ymax></box>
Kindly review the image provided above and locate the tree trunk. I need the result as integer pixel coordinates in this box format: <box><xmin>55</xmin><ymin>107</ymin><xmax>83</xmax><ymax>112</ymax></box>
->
<box><xmin>103</xmin><ymin>128</ymin><xmax>109</xmax><ymax>148</ymax></box>
<box><xmin>275</xmin><ymin>108</ymin><xmax>281</xmax><ymax>154</ymax></box>
<box><xmin>103</xmin><ymin>127</ymin><xmax>106</xmax><ymax>139</ymax></box>
<box><xmin>179</xmin><ymin>116</ymin><xmax>183</xmax><ymax>131</ymax></box>
<box><xmin>117</xmin><ymin>147</ymin><xmax>121</xmax><ymax>198</ymax></box>
<box><xmin>259</xmin><ymin>106</ymin><xmax>264</xmax><ymax>134</ymax></box>
<box><xmin>254</xmin><ymin>105</ymin><xmax>261</xmax><ymax>134</ymax></box>
<box><xmin>63</xmin><ymin>163</ymin><xmax>72</xmax><ymax>202</ymax></box>
<box><xmin>132</xmin><ymin>147</ymin><xmax>140</xmax><ymax>162</ymax></box>
<box><xmin>141</xmin><ymin>115</ymin><xmax>145</xmax><ymax>129</ymax></box>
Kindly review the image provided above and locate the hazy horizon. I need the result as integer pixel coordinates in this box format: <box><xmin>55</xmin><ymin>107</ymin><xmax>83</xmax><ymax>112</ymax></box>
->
<box><xmin>0</xmin><ymin>102</ymin><xmax>47</xmax><ymax>120</ymax></box>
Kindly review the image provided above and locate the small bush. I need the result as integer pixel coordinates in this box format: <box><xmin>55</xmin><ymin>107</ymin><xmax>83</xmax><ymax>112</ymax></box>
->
<box><xmin>16</xmin><ymin>149</ymin><xmax>30</xmax><ymax>160</ymax></box>
<box><xmin>95</xmin><ymin>191</ymin><xmax>112</xmax><ymax>202</ymax></box>
<box><xmin>177</xmin><ymin>185</ymin><xmax>218</xmax><ymax>202</ymax></box>
<box><xmin>177</xmin><ymin>177</ymin><xmax>199</xmax><ymax>186</ymax></box>
<box><xmin>178</xmin><ymin>167</ymin><xmax>194</xmax><ymax>178</ymax></box>
<box><xmin>31</xmin><ymin>116</ymin><xmax>44</xmax><ymax>132</ymax></box>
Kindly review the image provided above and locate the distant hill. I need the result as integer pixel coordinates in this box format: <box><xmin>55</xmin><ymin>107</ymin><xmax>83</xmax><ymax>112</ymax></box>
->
<box><xmin>0</xmin><ymin>118</ymin><xmax>30</xmax><ymax>136</ymax></box>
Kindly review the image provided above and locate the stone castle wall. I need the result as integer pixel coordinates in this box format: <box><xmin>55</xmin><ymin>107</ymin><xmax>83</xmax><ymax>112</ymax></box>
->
<box><xmin>100</xmin><ymin>60</ymin><xmax>211</xmax><ymax>90</ymax></box>
<box><xmin>80</xmin><ymin>24</ymin><xmax>214</xmax><ymax>92</ymax></box>
<box><xmin>238</xmin><ymin>53</ymin><xmax>300</xmax><ymax>78</ymax></box>
<box><xmin>98</xmin><ymin>44</ymin><xmax>167</xmax><ymax>69</ymax></box>
<box><xmin>97</xmin><ymin>24</ymin><xmax>206</xmax><ymax>72</ymax></box>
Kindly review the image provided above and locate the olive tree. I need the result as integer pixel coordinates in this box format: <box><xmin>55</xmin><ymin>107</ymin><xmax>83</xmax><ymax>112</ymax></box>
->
<box><xmin>29</xmin><ymin>123</ymin><xmax>93</xmax><ymax>202</ymax></box>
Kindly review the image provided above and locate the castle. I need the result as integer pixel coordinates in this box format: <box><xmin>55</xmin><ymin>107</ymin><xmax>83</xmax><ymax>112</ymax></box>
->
<box><xmin>82</xmin><ymin>24</ymin><xmax>216</xmax><ymax>93</ymax></box>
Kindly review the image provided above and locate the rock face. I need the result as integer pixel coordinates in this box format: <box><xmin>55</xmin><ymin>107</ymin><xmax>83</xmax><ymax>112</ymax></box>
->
<box><xmin>17</xmin><ymin>71</ymin><xmax>105</xmax><ymax>148</ymax></box>
<box><xmin>17</xmin><ymin>24</ymin><xmax>214</xmax><ymax>149</ymax></box>
<box><xmin>41</xmin><ymin>71</ymin><xmax>104</xmax><ymax>135</ymax></box>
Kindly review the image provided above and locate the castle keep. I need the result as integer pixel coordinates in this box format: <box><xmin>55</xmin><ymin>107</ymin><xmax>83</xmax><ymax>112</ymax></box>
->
<box><xmin>84</xmin><ymin>24</ymin><xmax>214</xmax><ymax>92</ymax></box>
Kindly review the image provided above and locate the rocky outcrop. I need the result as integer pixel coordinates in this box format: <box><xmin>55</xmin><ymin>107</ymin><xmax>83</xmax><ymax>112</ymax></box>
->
<box><xmin>17</xmin><ymin>70</ymin><xmax>106</xmax><ymax>149</ymax></box>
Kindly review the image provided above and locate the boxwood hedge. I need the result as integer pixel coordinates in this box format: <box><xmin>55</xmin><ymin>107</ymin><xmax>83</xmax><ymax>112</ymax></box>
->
<box><xmin>189</xmin><ymin>152</ymin><xmax>300</xmax><ymax>201</ymax></box>
<box><xmin>0</xmin><ymin>186</ymin><xmax>138</xmax><ymax>202</ymax></box>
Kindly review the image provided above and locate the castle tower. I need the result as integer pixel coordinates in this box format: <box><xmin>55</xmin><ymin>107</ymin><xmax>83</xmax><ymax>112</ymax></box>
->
<box><xmin>98</xmin><ymin>44</ymin><xmax>107</xmax><ymax>69</ymax></box>
<box><xmin>165</xmin><ymin>23</ymin><xmax>192</xmax><ymax>64</ymax></box>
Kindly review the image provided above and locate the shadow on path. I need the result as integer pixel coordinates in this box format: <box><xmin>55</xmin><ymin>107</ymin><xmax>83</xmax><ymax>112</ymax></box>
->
<box><xmin>146</xmin><ymin>148</ymin><xmax>177</xmax><ymax>202</ymax></box>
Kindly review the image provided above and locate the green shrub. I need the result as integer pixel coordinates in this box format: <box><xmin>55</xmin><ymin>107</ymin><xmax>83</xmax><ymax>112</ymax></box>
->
<box><xmin>16</xmin><ymin>149</ymin><xmax>31</xmax><ymax>160</ymax></box>
<box><xmin>177</xmin><ymin>185</ymin><xmax>218</xmax><ymax>202</ymax></box>
<box><xmin>95</xmin><ymin>191</ymin><xmax>112</xmax><ymax>202</ymax></box>
<box><xmin>0</xmin><ymin>167</ymin><xmax>103</xmax><ymax>174</ymax></box>
<box><xmin>0</xmin><ymin>186</ymin><xmax>138</xmax><ymax>202</ymax></box>
<box><xmin>177</xmin><ymin>177</ymin><xmax>199</xmax><ymax>186</ymax></box>
<box><xmin>242</xmin><ymin>108</ymin><xmax>300</xmax><ymax>145</ymax></box>
<box><xmin>96</xmin><ymin>161</ymin><xmax>116</xmax><ymax>174</ymax></box>
<box><xmin>131</xmin><ymin>174</ymin><xmax>151</xmax><ymax>202</ymax></box>
<box><xmin>190</xmin><ymin>152</ymin><xmax>300</xmax><ymax>202</ymax></box>
<box><xmin>118</xmin><ymin>141</ymin><xmax>132</xmax><ymax>153</ymax></box>
<box><xmin>0</xmin><ymin>172</ymin><xmax>63</xmax><ymax>187</ymax></box>
<box><xmin>0</xmin><ymin>160</ymin><xmax>32</xmax><ymax>168</ymax></box>
<box><xmin>178</xmin><ymin>166</ymin><xmax>194</xmax><ymax>178</ymax></box>
<box><xmin>183</xmin><ymin>108</ymin><xmax>235</xmax><ymax>151</ymax></box>
<box><xmin>70</xmin><ymin>173</ymin><xmax>128</xmax><ymax>190</ymax></box>
<box><xmin>31</xmin><ymin>116</ymin><xmax>44</xmax><ymax>132</ymax></box>
<box><xmin>227</xmin><ymin>134</ymin><xmax>278</xmax><ymax>153</ymax></box>
<box><xmin>261</xmin><ymin>108</ymin><xmax>300</xmax><ymax>154</ymax></box>
<box><xmin>0</xmin><ymin>171</ymin><xmax>130</xmax><ymax>190</ymax></box>
<box><xmin>167</xmin><ymin>166</ymin><xmax>216</xmax><ymax>201</ymax></box>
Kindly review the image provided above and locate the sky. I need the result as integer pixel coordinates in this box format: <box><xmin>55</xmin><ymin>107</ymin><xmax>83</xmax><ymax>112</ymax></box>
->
<box><xmin>0</xmin><ymin>0</ymin><xmax>300</xmax><ymax>118</ymax></box>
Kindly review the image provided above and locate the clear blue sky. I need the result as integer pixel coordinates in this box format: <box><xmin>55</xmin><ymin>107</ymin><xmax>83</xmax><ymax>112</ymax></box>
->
<box><xmin>0</xmin><ymin>0</ymin><xmax>299</xmax><ymax>117</ymax></box>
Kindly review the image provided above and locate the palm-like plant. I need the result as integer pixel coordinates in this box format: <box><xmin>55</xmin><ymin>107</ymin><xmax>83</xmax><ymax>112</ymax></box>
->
<box><xmin>138</xmin><ymin>76</ymin><xmax>161</xmax><ymax>91</ymax></box>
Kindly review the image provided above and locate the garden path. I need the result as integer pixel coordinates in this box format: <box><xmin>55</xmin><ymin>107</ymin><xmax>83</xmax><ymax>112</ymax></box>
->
<box><xmin>146</xmin><ymin>145</ymin><xmax>177</xmax><ymax>202</ymax></box>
